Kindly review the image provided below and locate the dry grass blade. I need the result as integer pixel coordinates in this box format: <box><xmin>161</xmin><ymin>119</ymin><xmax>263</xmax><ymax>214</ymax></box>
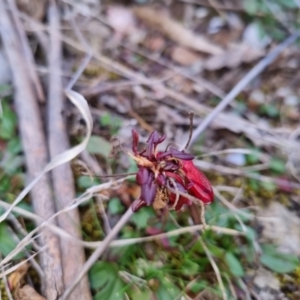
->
<box><xmin>199</xmin><ymin>237</ymin><xmax>228</xmax><ymax>300</ymax></box>
<box><xmin>0</xmin><ymin>90</ymin><xmax>93</xmax><ymax>223</ymax></box>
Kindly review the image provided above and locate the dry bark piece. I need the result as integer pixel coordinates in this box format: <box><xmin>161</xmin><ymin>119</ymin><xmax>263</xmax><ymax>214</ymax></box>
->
<box><xmin>133</xmin><ymin>6</ymin><xmax>223</xmax><ymax>55</ymax></box>
<box><xmin>14</xmin><ymin>285</ymin><xmax>46</xmax><ymax>300</ymax></box>
<box><xmin>8</xmin><ymin>262</ymin><xmax>29</xmax><ymax>290</ymax></box>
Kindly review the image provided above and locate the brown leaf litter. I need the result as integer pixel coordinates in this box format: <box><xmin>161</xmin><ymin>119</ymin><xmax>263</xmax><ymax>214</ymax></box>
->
<box><xmin>133</xmin><ymin>6</ymin><xmax>223</xmax><ymax>55</ymax></box>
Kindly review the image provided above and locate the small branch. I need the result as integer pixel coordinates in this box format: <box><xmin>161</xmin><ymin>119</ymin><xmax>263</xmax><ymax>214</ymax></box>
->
<box><xmin>6</xmin><ymin>0</ymin><xmax>45</xmax><ymax>102</ymax></box>
<box><xmin>47</xmin><ymin>1</ymin><xmax>91</xmax><ymax>299</ymax></box>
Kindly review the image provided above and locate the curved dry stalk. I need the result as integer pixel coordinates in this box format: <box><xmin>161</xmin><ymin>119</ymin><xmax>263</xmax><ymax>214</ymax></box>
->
<box><xmin>199</xmin><ymin>237</ymin><xmax>228</xmax><ymax>300</ymax></box>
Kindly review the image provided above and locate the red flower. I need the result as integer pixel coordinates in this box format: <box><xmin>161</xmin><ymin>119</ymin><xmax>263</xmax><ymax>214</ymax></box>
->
<box><xmin>129</xmin><ymin>130</ymin><xmax>213</xmax><ymax>212</ymax></box>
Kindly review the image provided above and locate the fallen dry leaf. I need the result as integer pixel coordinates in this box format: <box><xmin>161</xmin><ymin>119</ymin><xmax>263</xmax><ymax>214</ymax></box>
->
<box><xmin>133</xmin><ymin>6</ymin><xmax>223</xmax><ymax>55</ymax></box>
<box><xmin>14</xmin><ymin>285</ymin><xmax>46</xmax><ymax>300</ymax></box>
<box><xmin>204</xmin><ymin>43</ymin><xmax>265</xmax><ymax>70</ymax></box>
<box><xmin>8</xmin><ymin>262</ymin><xmax>29</xmax><ymax>290</ymax></box>
<box><xmin>171</xmin><ymin>46</ymin><xmax>203</xmax><ymax>66</ymax></box>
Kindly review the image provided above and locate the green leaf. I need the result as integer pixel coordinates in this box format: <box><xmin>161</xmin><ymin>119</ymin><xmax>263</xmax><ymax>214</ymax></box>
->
<box><xmin>225</xmin><ymin>252</ymin><xmax>244</xmax><ymax>277</ymax></box>
<box><xmin>260</xmin><ymin>245</ymin><xmax>300</xmax><ymax>273</ymax></box>
<box><xmin>108</xmin><ymin>197</ymin><xmax>124</xmax><ymax>215</ymax></box>
<box><xmin>260</xmin><ymin>104</ymin><xmax>280</xmax><ymax>118</ymax></box>
<box><xmin>246</xmin><ymin>149</ymin><xmax>260</xmax><ymax>164</ymax></box>
<box><xmin>243</xmin><ymin>0</ymin><xmax>259</xmax><ymax>15</ymax></box>
<box><xmin>0</xmin><ymin>176</ymin><xmax>11</xmax><ymax>193</ymax></box>
<box><xmin>130</xmin><ymin>288</ymin><xmax>153</xmax><ymax>300</ymax></box>
<box><xmin>181</xmin><ymin>260</ymin><xmax>199</xmax><ymax>277</ymax></box>
<box><xmin>260</xmin><ymin>181</ymin><xmax>276</xmax><ymax>191</ymax></box>
<box><xmin>89</xmin><ymin>262</ymin><xmax>125</xmax><ymax>300</ymax></box>
<box><xmin>7</xmin><ymin>137</ymin><xmax>22</xmax><ymax>155</ymax></box>
<box><xmin>87</xmin><ymin>135</ymin><xmax>112</xmax><ymax>158</ymax></box>
<box><xmin>269</xmin><ymin>158</ymin><xmax>286</xmax><ymax>174</ymax></box>
<box><xmin>77</xmin><ymin>175</ymin><xmax>99</xmax><ymax>189</ymax></box>
<box><xmin>131</xmin><ymin>207</ymin><xmax>154</xmax><ymax>229</ymax></box>
<box><xmin>0</xmin><ymin>222</ymin><xmax>24</xmax><ymax>259</ymax></box>
<box><xmin>2</xmin><ymin>155</ymin><xmax>23</xmax><ymax>174</ymax></box>
<box><xmin>248</xmin><ymin>178</ymin><xmax>259</xmax><ymax>192</ymax></box>
<box><xmin>0</xmin><ymin>101</ymin><xmax>17</xmax><ymax>140</ymax></box>
<box><xmin>99</xmin><ymin>113</ymin><xmax>112</xmax><ymax>127</ymax></box>
<box><xmin>156</xmin><ymin>278</ymin><xmax>181</xmax><ymax>300</ymax></box>
<box><xmin>189</xmin><ymin>280</ymin><xmax>208</xmax><ymax>293</ymax></box>
<box><xmin>0</xmin><ymin>84</ymin><xmax>11</xmax><ymax>94</ymax></box>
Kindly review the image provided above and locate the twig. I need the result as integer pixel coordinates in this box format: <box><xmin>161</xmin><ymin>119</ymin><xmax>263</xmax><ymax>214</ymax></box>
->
<box><xmin>189</xmin><ymin>30</ymin><xmax>300</xmax><ymax>146</ymax></box>
<box><xmin>47</xmin><ymin>1</ymin><xmax>91</xmax><ymax>299</ymax></box>
<box><xmin>6</xmin><ymin>0</ymin><xmax>45</xmax><ymax>102</ymax></box>
<box><xmin>59</xmin><ymin>207</ymin><xmax>134</xmax><ymax>300</ymax></box>
<box><xmin>0</xmin><ymin>2</ymin><xmax>64</xmax><ymax>299</ymax></box>
<box><xmin>64</xmin><ymin>3</ymin><xmax>92</xmax><ymax>91</ymax></box>
<box><xmin>95</xmin><ymin>195</ymin><xmax>112</xmax><ymax>234</ymax></box>
<box><xmin>81</xmin><ymin>150</ymin><xmax>112</xmax><ymax>234</ymax></box>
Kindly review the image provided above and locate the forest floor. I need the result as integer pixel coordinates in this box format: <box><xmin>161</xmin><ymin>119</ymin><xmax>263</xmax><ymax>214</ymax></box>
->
<box><xmin>1</xmin><ymin>0</ymin><xmax>300</xmax><ymax>299</ymax></box>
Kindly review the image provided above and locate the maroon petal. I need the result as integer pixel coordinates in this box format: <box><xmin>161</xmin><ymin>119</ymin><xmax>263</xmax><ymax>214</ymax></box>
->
<box><xmin>169</xmin><ymin>148</ymin><xmax>194</xmax><ymax>160</ymax></box>
<box><xmin>141</xmin><ymin>173</ymin><xmax>157</xmax><ymax>205</ymax></box>
<box><xmin>154</xmin><ymin>134</ymin><xmax>166</xmax><ymax>145</ymax></box>
<box><xmin>146</xmin><ymin>130</ymin><xmax>160</xmax><ymax>144</ymax></box>
<box><xmin>131</xmin><ymin>130</ymin><xmax>139</xmax><ymax>154</ymax></box>
<box><xmin>156</xmin><ymin>151</ymin><xmax>172</xmax><ymax>160</ymax></box>
<box><xmin>145</xmin><ymin>131</ymin><xmax>159</xmax><ymax>160</ymax></box>
<box><xmin>131</xmin><ymin>198</ymin><xmax>147</xmax><ymax>212</ymax></box>
<box><xmin>136</xmin><ymin>167</ymin><xmax>150</xmax><ymax>185</ymax></box>
<box><xmin>182</xmin><ymin>160</ymin><xmax>214</xmax><ymax>204</ymax></box>
<box><xmin>156</xmin><ymin>173</ymin><xmax>166</xmax><ymax>186</ymax></box>
<box><xmin>145</xmin><ymin>131</ymin><xmax>166</xmax><ymax>160</ymax></box>
<box><xmin>163</xmin><ymin>161</ymin><xmax>179</xmax><ymax>171</ymax></box>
